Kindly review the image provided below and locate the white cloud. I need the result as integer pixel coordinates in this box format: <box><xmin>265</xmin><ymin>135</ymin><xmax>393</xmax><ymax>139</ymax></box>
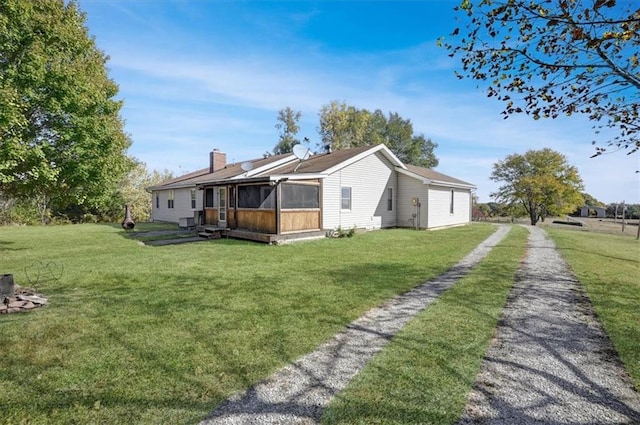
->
<box><xmin>91</xmin><ymin>8</ymin><xmax>639</xmax><ymax>204</ymax></box>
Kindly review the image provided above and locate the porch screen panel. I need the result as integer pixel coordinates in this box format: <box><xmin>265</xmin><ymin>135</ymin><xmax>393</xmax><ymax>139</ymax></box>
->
<box><xmin>282</xmin><ymin>184</ymin><xmax>319</xmax><ymax>209</ymax></box>
<box><xmin>205</xmin><ymin>188</ymin><xmax>214</xmax><ymax>208</ymax></box>
<box><xmin>238</xmin><ymin>185</ymin><xmax>275</xmax><ymax>209</ymax></box>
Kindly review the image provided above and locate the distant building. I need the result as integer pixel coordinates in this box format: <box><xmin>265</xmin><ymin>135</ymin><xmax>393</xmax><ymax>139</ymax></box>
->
<box><xmin>579</xmin><ymin>206</ymin><xmax>606</xmax><ymax>218</ymax></box>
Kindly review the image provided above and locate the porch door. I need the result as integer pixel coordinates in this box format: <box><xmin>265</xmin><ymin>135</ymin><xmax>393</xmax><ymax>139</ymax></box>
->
<box><xmin>218</xmin><ymin>187</ymin><xmax>227</xmax><ymax>227</ymax></box>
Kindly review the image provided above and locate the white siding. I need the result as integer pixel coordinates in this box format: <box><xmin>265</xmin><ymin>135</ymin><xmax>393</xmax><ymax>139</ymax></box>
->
<box><xmin>427</xmin><ymin>186</ymin><xmax>471</xmax><ymax>228</ymax></box>
<box><xmin>151</xmin><ymin>188</ymin><xmax>203</xmax><ymax>223</ymax></box>
<box><xmin>322</xmin><ymin>152</ymin><xmax>397</xmax><ymax>230</ymax></box>
<box><xmin>397</xmin><ymin>174</ymin><xmax>430</xmax><ymax>228</ymax></box>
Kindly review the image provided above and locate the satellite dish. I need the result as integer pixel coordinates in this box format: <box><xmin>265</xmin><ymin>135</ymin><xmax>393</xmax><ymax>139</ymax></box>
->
<box><xmin>240</xmin><ymin>161</ymin><xmax>253</xmax><ymax>172</ymax></box>
<box><xmin>293</xmin><ymin>145</ymin><xmax>311</xmax><ymax>161</ymax></box>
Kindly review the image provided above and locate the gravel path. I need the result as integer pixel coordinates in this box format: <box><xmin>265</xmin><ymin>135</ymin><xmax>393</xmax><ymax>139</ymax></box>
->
<box><xmin>459</xmin><ymin>226</ymin><xmax>640</xmax><ymax>424</ymax></box>
<box><xmin>200</xmin><ymin>225</ymin><xmax>512</xmax><ymax>425</ymax></box>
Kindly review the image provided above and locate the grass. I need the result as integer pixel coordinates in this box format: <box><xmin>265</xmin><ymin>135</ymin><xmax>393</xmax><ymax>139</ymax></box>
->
<box><xmin>546</xmin><ymin>227</ymin><xmax>640</xmax><ymax>390</ymax></box>
<box><xmin>0</xmin><ymin>222</ymin><xmax>496</xmax><ymax>424</ymax></box>
<box><xmin>321</xmin><ymin>225</ymin><xmax>529</xmax><ymax>425</ymax></box>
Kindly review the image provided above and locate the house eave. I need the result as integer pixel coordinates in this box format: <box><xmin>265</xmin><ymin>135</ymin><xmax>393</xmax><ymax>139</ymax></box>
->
<box><xmin>396</xmin><ymin>167</ymin><xmax>476</xmax><ymax>189</ymax></box>
<box><xmin>323</xmin><ymin>144</ymin><xmax>406</xmax><ymax>175</ymax></box>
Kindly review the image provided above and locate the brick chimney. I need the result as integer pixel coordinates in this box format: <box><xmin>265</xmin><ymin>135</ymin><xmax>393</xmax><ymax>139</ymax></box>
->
<box><xmin>209</xmin><ymin>149</ymin><xmax>226</xmax><ymax>173</ymax></box>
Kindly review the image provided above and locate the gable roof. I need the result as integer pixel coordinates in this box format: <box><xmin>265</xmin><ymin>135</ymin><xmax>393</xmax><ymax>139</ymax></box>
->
<box><xmin>399</xmin><ymin>164</ymin><xmax>476</xmax><ymax>189</ymax></box>
<box><xmin>256</xmin><ymin>144</ymin><xmax>405</xmax><ymax>178</ymax></box>
<box><xmin>147</xmin><ymin>153</ymin><xmax>294</xmax><ymax>191</ymax></box>
<box><xmin>148</xmin><ymin>144</ymin><xmax>474</xmax><ymax>191</ymax></box>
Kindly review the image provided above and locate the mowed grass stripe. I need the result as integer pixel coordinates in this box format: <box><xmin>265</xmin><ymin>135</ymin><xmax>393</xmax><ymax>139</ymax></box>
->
<box><xmin>0</xmin><ymin>223</ymin><xmax>495</xmax><ymax>424</ymax></box>
<box><xmin>321</xmin><ymin>225</ymin><xmax>528</xmax><ymax>425</ymax></box>
<box><xmin>546</xmin><ymin>227</ymin><xmax>640</xmax><ymax>390</ymax></box>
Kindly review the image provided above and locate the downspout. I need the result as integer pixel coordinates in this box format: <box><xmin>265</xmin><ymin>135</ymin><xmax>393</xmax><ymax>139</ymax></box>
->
<box><xmin>424</xmin><ymin>183</ymin><xmax>429</xmax><ymax>229</ymax></box>
<box><xmin>275</xmin><ymin>181</ymin><xmax>281</xmax><ymax>235</ymax></box>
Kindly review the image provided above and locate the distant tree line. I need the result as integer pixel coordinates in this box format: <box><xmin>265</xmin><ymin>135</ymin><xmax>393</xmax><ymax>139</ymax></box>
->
<box><xmin>474</xmin><ymin>200</ymin><xmax>640</xmax><ymax>221</ymax></box>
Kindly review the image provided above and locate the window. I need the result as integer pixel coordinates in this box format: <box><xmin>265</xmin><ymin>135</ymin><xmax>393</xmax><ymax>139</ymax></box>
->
<box><xmin>238</xmin><ymin>184</ymin><xmax>275</xmax><ymax>209</ymax></box>
<box><xmin>282</xmin><ymin>183</ymin><xmax>320</xmax><ymax>209</ymax></box>
<box><xmin>205</xmin><ymin>188</ymin><xmax>214</xmax><ymax>208</ymax></box>
<box><xmin>168</xmin><ymin>190</ymin><xmax>174</xmax><ymax>209</ymax></box>
<box><xmin>155</xmin><ymin>193</ymin><xmax>159</xmax><ymax>209</ymax></box>
<box><xmin>387</xmin><ymin>188</ymin><xmax>393</xmax><ymax>211</ymax></box>
<box><xmin>450</xmin><ymin>189</ymin><xmax>455</xmax><ymax>214</ymax></box>
<box><xmin>341</xmin><ymin>187</ymin><xmax>352</xmax><ymax>210</ymax></box>
<box><xmin>190</xmin><ymin>189</ymin><xmax>196</xmax><ymax>209</ymax></box>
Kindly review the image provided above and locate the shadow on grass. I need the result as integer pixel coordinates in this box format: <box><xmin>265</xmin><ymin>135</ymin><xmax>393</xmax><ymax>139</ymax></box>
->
<box><xmin>0</xmin><ymin>240</ymin><xmax>25</xmax><ymax>252</ymax></box>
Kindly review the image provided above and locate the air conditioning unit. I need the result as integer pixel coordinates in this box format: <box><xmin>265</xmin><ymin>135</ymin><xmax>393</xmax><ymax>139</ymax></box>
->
<box><xmin>179</xmin><ymin>217</ymin><xmax>195</xmax><ymax>229</ymax></box>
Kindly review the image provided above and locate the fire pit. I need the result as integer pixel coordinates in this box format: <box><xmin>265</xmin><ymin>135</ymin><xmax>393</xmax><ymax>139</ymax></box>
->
<box><xmin>0</xmin><ymin>274</ymin><xmax>48</xmax><ymax>314</ymax></box>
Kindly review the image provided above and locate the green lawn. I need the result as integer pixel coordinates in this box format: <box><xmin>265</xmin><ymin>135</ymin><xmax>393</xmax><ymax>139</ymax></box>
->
<box><xmin>547</xmin><ymin>228</ymin><xmax>640</xmax><ymax>390</ymax></box>
<box><xmin>321</xmin><ymin>225</ymin><xmax>528</xmax><ymax>425</ymax></box>
<box><xmin>0</xmin><ymin>223</ymin><xmax>496</xmax><ymax>424</ymax></box>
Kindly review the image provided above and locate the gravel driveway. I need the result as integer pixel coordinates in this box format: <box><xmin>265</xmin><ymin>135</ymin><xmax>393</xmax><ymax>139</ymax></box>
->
<box><xmin>459</xmin><ymin>226</ymin><xmax>640</xmax><ymax>424</ymax></box>
<box><xmin>200</xmin><ymin>225</ymin><xmax>512</xmax><ymax>424</ymax></box>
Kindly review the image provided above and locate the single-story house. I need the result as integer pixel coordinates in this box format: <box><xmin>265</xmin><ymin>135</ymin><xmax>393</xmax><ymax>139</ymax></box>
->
<box><xmin>148</xmin><ymin>144</ymin><xmax>476</xmax><ymax>243</ymax></box>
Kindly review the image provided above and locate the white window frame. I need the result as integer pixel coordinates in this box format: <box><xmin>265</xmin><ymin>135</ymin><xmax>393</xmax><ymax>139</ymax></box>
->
<box><xmin>341</xmin><ymin>187</ymin><xmax>352</xmax><ymax>210</ymax></box>
<box><xmin>168</xmin><ymin>190</ymin><xmax>174</xmax><ymax>209</ymax></box>
<box><xmin>190</xmin><ymin>189</ymin><xmax>197</xmax><ymax>209</ymax></box>
<box><xmin>387</xmin><ymin>187</ymin><xmax>393</xmax><ymax>211</ymax></box>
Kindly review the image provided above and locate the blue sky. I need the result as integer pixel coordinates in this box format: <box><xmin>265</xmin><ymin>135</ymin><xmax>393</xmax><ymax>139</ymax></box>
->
<box><xmin>78</xmin><ymin>0</ymin><xmax>639</xmax><ymax>204</ymax></box>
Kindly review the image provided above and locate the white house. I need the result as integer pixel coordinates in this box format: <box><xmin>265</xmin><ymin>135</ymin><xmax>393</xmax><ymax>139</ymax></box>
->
<box><xmin>148</xmin><ymin>144</ymin><xmax>476</xmax><ymax>241</ymax></box>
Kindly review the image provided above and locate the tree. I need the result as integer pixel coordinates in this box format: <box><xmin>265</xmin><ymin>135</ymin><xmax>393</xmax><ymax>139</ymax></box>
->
<box><xmin>317</xmin><ymin>101</ymin><xmax>439</xmax><ymax>167</ymax></box>
<box><xmin>582</xmin><ymin>192</ymin><xmax>605</xmax><ymax>207</ymax></box>
<box><xmin>273</xmin><ymin>107</ymin><xmax>302</xmax><ymax>154</ymax></box>
<box><xmin>443</xmin><ymin>0</ymin><xmax>640</xmax><ymax>156</ymax></box>
<box><xmin>491</xmin><ymin>148</ymin><xmax>584</xmax><ymax>225</ymax></box>
<box><xmin>318</xmin><ymin>100</ymin><xmax>370</xmax><ymax>151</ymax></box>
<box><xmin>118</xmin><ymin>160</ymin><xmax>173</xmax><ymax>222</ymax></box>
<box><xmin>0</xmin><ymin>0</ymin><xmax>132</xmax><ymax>223</ymax></box>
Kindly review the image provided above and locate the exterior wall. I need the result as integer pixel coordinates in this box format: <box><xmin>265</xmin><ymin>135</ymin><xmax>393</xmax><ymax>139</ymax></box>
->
<box><xmin>322</xmin><ymin>152</ymin><xmax>397</xmax><ymax>230</ymax></box>
<box><xmin>426</xmin><ymin>186</ymin><xmax>471</xmax><ymax>228</ymax></box>
<box><xmin>397</xmin><ymin>174</ymin><xmax>430</xmax><ymax>228</ymax></box>
<box><xmin>151</xmin><ymin>188</ymin><xmax>203</xmax><ymax>223</ymax></box>
<box><xmin>235</xmin><ymin>209</ymin><xmax>276</xmax><ymax>233</ymax></box>
<box><xmin>281</xmin><ymin>210</ymin><xmax>321</xmax><ymax>233</ymax></box>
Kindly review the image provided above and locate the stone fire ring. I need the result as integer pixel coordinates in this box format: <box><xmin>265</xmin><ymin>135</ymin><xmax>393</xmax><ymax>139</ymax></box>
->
<box><xmin>1</xmin><ymin>287</ymin><xmax>48</xmax><ymax>314</ymax></box>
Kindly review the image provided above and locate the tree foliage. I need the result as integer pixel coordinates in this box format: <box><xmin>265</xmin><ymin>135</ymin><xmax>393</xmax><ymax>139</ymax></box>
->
<box><xmin>443</xmin><ymin>0</ymin><xmax>640</xmax><ymax>156</ymax></box>
<box><xmin>581</xmin><ymin>192</ymin><xmax>605</xmax><ymax>207</ymax></box>
<box><xmin>317</xmin><ymin>100</ymin><xmax>439</xmax><ymax>167</ymax></box>
<box><xmin>490</xmin><ymin>148</ymin><xmax>584</xmax><ymax>225</ymax></box>
<box><xmin>118</xmin><ymin>160</ymin><xmax>173</xmax><ymax>222</ymax></box>
<box><xmin>0</xmin><ymin>0</ymin><xmax>132</xmax><ymax>223</ymax></box>
<box><xmin>273</xmin><ymin>107</ymin><xmax>302</xmax><ymax>155</ymax></box>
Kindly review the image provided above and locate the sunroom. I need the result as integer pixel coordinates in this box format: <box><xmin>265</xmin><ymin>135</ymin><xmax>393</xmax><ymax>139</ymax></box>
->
<box><xmin>198</xmin><ymin>177</ymin><xmax>324</xmax><ymax>243</ymax></box>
